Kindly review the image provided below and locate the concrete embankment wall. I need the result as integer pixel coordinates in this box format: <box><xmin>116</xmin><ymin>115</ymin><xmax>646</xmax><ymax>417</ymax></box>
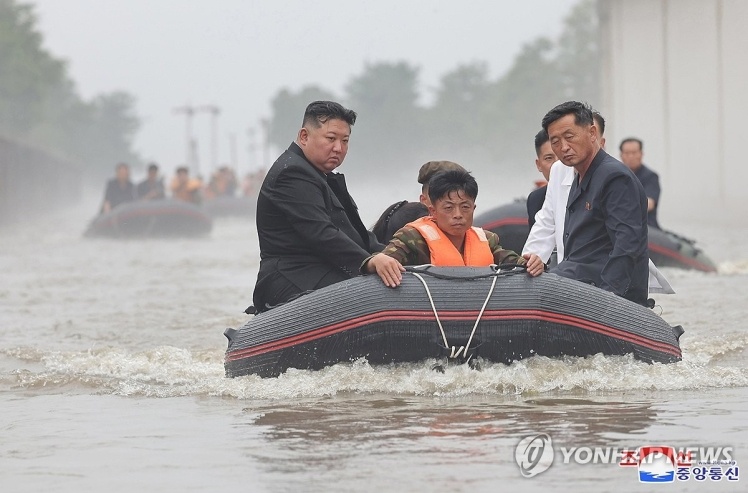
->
<box><xmin>0</xmin><ymin>136</ymin><xmax>82</xmax><ymax>225</ymax></box>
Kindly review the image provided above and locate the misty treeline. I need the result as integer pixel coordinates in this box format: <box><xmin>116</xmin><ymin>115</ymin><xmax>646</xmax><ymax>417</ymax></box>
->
<box><xmin>267</xmin><ymin>0</ymin><xmax>599</xmax><ymax>179</ymax></box>
<box><xmin>0</xmin><ymin>0</ymin><xmax>140</xmax><ymax>180</ymax></box>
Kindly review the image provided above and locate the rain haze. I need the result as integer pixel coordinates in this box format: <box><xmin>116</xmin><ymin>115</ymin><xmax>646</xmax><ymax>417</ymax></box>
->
<box><xmin>3</xmin><ymin>2</ymin><xmax>748</xmax><ymax>492</ymax></box>
<box><xmin>30</xmin><ymin>0</ymin><xmax>578</xmax><ymax>180</ymax></box>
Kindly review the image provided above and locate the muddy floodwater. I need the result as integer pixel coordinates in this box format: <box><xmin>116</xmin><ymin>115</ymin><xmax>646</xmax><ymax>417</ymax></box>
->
<box><xmin>1</xmin><ymin>194</ymin><xmax>746</xmax><ymax>492</ymax></box>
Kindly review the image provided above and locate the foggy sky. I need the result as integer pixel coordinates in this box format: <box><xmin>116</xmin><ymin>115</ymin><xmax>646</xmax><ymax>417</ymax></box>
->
<box><xmin>30</xmin><ymin>0</ymin><xmax>577</xmax><ymax>177</ymax></box>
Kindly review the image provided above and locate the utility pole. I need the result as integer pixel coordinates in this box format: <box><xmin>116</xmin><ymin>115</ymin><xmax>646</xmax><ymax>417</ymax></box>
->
<box><xmin>173</xmin><ymin>105</ymin><xmax>195</xmax><ymax>173</ymax></box>
<box><xmin>247</xmin><ymin>127</ymin><xmax>257</xmax><ymax>170</ymax></box>
<box><xmin>197</xmin><ymin>104</ymin><xmax>220</xmax><ymax>171</ymax></box>
<box><xmin>228</xmin><ymin>132</ymin><xmax>238</xmax><ymax>171</ymax></box>
<box><xmin>259</xmin><ymin>118</ymin><xmax>270</xmax><ymax>169</ymax></box>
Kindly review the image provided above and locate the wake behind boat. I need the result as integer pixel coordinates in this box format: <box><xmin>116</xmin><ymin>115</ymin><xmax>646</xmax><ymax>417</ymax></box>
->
<box><xmin>224</xmin><ymin>266</ymin><xmax>683</xmax><ymax>378</ymax></box>
<box><xmin>84</xmin><ymin>199</ymin><xmax>213</xmax><ymax>238</ymax></box>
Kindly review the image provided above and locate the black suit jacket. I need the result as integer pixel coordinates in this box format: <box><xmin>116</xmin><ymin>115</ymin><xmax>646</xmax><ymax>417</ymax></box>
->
<box><xmin>526</xmin><ymin>185</ymin><xmax>547</xmax><ymax>228</ymax></box>
<box><xmin>634</xmin><ymin>164</ymin><xmax>661</xmax><ymax>229</ymax></box>
<box><xmin>253</xmin><ymin>143</ymin><xmax>383</xmax><ymax>307</ymax></box>
<box><xmin>553</xmin><ymin>149</ymin><xmax>649</xmax><ymax>306</ymax></box>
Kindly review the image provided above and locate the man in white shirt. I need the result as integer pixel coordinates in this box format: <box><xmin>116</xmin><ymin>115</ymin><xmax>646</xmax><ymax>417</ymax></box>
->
<box><xmin>522</xmin><ymin>112</ymin><xmax>673</xmax><ymax>295</ymax></box>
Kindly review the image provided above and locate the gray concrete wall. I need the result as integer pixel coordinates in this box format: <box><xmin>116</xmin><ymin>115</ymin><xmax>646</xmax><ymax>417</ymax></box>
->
<box><xmin>599</xmin><ymin>0</ymin><xmax>748</xmax><ymax>225</ymax></box>
<box><xmin>0</xmin><ymin>136</ymin><xmax>82</xmax><ymax>225</ymax></box>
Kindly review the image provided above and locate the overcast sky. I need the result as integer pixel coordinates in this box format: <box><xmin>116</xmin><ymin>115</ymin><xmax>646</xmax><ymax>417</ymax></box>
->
<box><xmin>31</xmin><ymin>0</ymin><xmax>578</xmax><ymax>177</ymax></box>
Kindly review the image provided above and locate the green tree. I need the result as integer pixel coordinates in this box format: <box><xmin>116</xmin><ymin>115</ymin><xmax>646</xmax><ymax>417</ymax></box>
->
<box><xmin>556</xmin><ymin>0</ymin><xmax>601</xmax><ymax>104</ymax></box>
<box><xmin>262</xmin><ymin>0</ymin><xmax>598</xmax><ymax>179</ymax></box>
<box><xmin>0</xmin><ymin>0</ymin><xmax>67</xmax><ymax>137</ymax></box>
<box><xmin>76</xmin><ymin>92</ymin><xmax>141</xmax><ymax>176</ymax></box>
<box><xmin>344</xmin><ymin>61</ymin><xmax>423</xmax><ymax>175</ymax></box>
<box><xmin>426</xmin><ymin>62</ymin><xmax>494</xmax><ymax>156</ymax></box>
<box><xmin>486</xmin><ymin>37</ymin><xmax>564</xmax><ymax>164</ymax></box>
<box><xmin>478</xmin><ymin>0</ymin><xmax>601</xmax><ymax>167</ymax></box>
<box><xmin>0</xmin><ymin>0</ymin><xmax>142</xmax><ymax>178</ymax></box>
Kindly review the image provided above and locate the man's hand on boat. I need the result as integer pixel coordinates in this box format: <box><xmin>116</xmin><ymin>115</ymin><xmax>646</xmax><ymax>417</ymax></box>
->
<box><xmin>365</xmin><ymin>254</ymin><xmax>406</xmax><ymax>287</ymax></box>
<box><xmin>523</xmin><ymin>253</ymin><xmax>545</xmax><ymax>277</ymax></box>
<box><xmin>364</xmin><ymin>252</ymin><xmax>544</xmax><ymax>287</ymax></box>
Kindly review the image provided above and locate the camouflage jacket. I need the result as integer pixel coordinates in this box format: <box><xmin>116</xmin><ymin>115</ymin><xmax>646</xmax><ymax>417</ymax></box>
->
<box><xmin>362</xmin><ymin>223</ymin><xmax>525</xmax><ymax>269</ymax></box>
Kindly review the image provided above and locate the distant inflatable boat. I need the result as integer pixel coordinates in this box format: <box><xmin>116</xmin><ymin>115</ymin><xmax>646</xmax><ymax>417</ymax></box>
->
<box><xmin>473</xmin><ymin>200</ymin><xmax>530</xmax><ymax>254</ymax></box>
<box><xmin>85</xmin><ymin>199</ymin><xmax>212</xmax><ymax>238</ymax></box>
<box><xmin>647</xmin><ymin>228</ymin><xmax>717</xmax><ymax>272</ymax></box>
<box><xmin>475</xmin><ymin>200</ymin><xmax>717</xmax><ymax>272</ymax></box>
<box><xmin>224</xmin><ymin>266</ymin><xmax>684</xmax><ymax>378</ymax></box>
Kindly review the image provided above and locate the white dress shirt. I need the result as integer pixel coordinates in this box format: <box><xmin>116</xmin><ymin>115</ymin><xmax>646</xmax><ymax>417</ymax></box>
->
<box><xmin>522</xmin><ymin>160</ymin><xmax>674</xmax><ymax>294</ymax></box>
<box><xmin>522</xmin><ymin>160</ymin><xmax>573</xmax><ymax>263</ymax></box>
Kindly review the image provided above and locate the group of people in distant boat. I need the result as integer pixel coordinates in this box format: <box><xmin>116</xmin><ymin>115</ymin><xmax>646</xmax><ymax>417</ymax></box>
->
<box><xmin>249</xmin><ymin>99</ymin><xmax>665</xmax><ymax>315</ymax></box>
<box><xmin>99</xmin><ymin>162</ymin><xmax>265</xmax><ymax>214</ymax></box>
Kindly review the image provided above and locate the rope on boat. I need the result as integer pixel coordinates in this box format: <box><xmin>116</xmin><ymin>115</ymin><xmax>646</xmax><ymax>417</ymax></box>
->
<box><xmin>404</xmin><ymin>263</ymin><xmax>526</xmax><ymax>281</ymax></box>
<box><xmin>410</xmin><ymin>271</ymin><xmax>499</xmax><ymax>361</ymax></box>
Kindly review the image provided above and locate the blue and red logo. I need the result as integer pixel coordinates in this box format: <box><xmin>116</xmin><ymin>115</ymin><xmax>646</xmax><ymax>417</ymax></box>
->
<box><xmin>634</xmin><ymin>446</ymin><xmax>677</xmax><ymax>483</ymax></box>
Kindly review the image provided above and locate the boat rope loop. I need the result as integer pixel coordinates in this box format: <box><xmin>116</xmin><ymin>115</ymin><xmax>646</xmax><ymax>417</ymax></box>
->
<box><xmin>410</xmin><ymin>272</ymin><xmax>498</xmax><ymax>362</ymax></box>
<box><xmin>404</xmin><ymin>263</ymin><xmax>526</xmax><ymax>281</ymax></box>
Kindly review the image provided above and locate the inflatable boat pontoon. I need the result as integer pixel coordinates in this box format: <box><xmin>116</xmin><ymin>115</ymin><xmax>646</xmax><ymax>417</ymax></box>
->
<box><xmin>224</xmin><ymin>266</ymin><xmax>683</xmax><ymax>378</ymax></box>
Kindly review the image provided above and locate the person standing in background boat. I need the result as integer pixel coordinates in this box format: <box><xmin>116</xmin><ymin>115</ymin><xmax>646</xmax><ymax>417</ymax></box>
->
<box><xmin>204</xmin><ymin>166</ymin><xmax>238</xmax><ymax>200</ymax></box>
<box><xmin>619</xmin><ymin>137</ymin><xmax>661</xmax><ymax>229</ymax></box>
<box><xmin>365</xmin><ymin>169</ymin><xmax>545</xmax><ymax>286</ymax></box>
<box><xmin>251</xmin><ymin>100</ymin><xmax>395</xmax><ymax>313</ymax></box>
<box><xmin>542</xmin><ymin>101</ymin><xmax>649</xmax><ymax>306</ymax></box>
<box><xmin>526</xmin><ymin>129</ymin><xmax>558</xmax><ymax>227</ymax></box>
<box><xmin>170</xmin><ymin>166</ymin><xmax>202</xmax><ymax>204</ymax></box>
<box><xmin>136</xmin><ymin>163</ymin><xmax>165</xmax><ymax>201</ymax></box>
<box><xmin>100</xmin><ymin>162</ymin><xmax>135</xmax><ymax>214</ymax></box>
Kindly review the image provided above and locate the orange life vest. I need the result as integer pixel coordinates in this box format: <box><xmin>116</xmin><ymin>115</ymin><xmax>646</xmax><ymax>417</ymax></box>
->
<box><xmin>409</xmin><ymin>216</ymin><xmax>494</xmax><ymax>266</ymax></box>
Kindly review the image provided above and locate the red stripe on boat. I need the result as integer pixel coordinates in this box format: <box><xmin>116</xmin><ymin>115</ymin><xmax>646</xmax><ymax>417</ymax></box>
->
<box><xmin>226</xmin><ymin>308</ymin><xmax>681</xmax><ymax>361</ymax></box>
<box><xmin>648</xmin><ymin>242</ymin><xmax>716</xmax><ymax>272</ymax></box>
<box><xmin>480</xmin><ymin>218</ymin><xmax>528</xmax><ymax>230</ymax></box>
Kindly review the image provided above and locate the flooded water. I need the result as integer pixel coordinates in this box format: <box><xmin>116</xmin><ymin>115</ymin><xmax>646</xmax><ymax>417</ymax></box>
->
<box><xmin>1</xmin><ymin>192</ymin><xmax>747</xmax><ymax>492</ymax></box>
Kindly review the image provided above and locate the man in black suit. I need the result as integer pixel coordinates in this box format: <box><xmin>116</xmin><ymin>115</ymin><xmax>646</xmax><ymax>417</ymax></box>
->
<box><xmin>543</xmin><ymin>101</ymin><xmax>649</xmax><ymax>306</ymax></box>
<box><xmin>620</xmin><ymin>137</ymin><xmax>662</xmax><ymax>229</ymax></box>
<box><xmin>251</xmin><ymin>101</ymin><xmax>399</xmax><ymax>312</ymax></box>
<box><xmin>526</xmin><ymin>129</ymin><xmax>556</xmax><ymax>227</ymax></box>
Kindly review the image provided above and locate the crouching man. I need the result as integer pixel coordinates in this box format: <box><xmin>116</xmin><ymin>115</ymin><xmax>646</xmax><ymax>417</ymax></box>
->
<box><xmin>363</xmin><ymin>169</ymin><xmax>545</xmax><ymax>286</ymax></box>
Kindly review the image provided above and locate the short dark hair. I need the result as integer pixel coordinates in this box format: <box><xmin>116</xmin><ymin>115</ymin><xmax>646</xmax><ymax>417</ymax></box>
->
<box><xmin>417</xmin><ymin>160</ymin><xmax>466</xmax><ymax>185</ymax></box>
<box><xmin>115</xmin><ymin>162</ymin><xmax>129</xmax><ymax>171</ymax></box>
<box><xmin>176</xmin><ymin>166</ymin><xmax>189</xmax><ymax>174</ymax></box>
<box><xmin>592</xmin><ymin>111</ymin><xmax>606</xmax><ymax>136</ymax></box>
<box><xmin>619</xmin><ymin>137</ymin><xmax>643</xmax><ymax>152</ymax></box>
<box><xmin>302</xmin><ymin>101</ymin><xmax>357</xmax><ymax>128</ymax></box>
<box><xmin>428</xmin><ymin>169</ymin><xmax>478</xmax><ymax>205</ymax></box>
<box><xmin>147</xmin><ymin>163</ymin><xmax>159</xmax><ymax>172</ymax></box>
<box><xmin>534</xmin><ymin>129</ymin><xmax>549</xmax><ymax>155</ymax></box>
<box><xmin>541</xmin><ymin>101</ymin><xmax>594</xmax><ymax>133</ymax></box>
